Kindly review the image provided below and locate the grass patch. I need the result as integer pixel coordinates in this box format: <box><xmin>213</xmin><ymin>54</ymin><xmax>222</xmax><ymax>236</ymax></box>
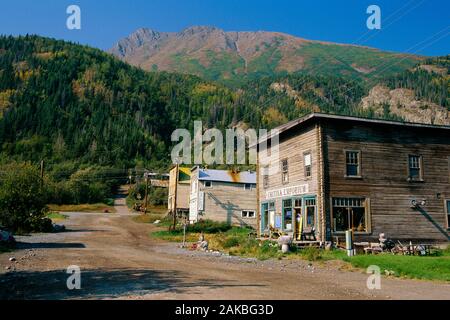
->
<box><xmin>48</xmin><ymin>203</ymin><xmax>116</xmax><ymax>213</ymax></box>
<box><xmin>46</xmin><ymin>212</ymin><xmax>68</xmax><ymax>221</ymax></box>
<box><xmin>340</xmin><ymin>253</ymin><xmax>450</xmax><ymax>281</ymax></box>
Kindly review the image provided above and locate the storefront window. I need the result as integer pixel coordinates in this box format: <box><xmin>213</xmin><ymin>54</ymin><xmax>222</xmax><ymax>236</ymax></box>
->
<box><xmin>283</xmin><ymin>199</ymin><xmax>293</xmax><ymax>230</ymax></box>
<box><xmin>261</xmin><ymin>202</ymin><xmax>275</xmax><ymax>232</ymax></box>
<box><xmin>332</xmin><ymin>198</ymin><xmax>367</xmax><ymax>232</ymax></box>
<box><xmin>305</xmin><ymin>198</ymin><xmax>316</xmax><ymax>227</ymax></box>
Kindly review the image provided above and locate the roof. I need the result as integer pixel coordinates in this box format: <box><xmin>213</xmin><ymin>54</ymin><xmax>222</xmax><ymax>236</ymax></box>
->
<box><xmin>257</xmin><ymin>112</ymin><xmax>450</xmax><ymax>146</ymax></box>
<box><xmin>196</xmin><ymin>168</ymin><xmax>256</xmax><ymax>184</ymax></box>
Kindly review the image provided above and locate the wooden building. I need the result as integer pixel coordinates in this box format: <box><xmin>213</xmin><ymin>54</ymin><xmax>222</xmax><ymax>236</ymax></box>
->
<box><xmin>257</xmin><ymin>113</ymin><xmax>450</xmax><ymax>243</ymax></box>
<box><xmin>168</xmin><ymin>166</ymin><xmax>191</xmax><ymax>216</ymax></box>
<box><xmin>189</xmin><ymin>167</ymin><xmax>257</xmax><ymax>228</ymax></box>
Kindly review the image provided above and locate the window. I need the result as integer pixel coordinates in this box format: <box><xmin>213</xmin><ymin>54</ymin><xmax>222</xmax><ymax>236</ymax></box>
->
<box><xmin>332</xmin><ymin>198</ymin><xmax>367</xmax><ymax>232</ymax></box>
<box><xmin>261</xmin><ymin>202</ymin><xmax>275</xmax><ymax>231</ymax></box>
<box><xmin>244</xmin><ymin>183</ymin><xmax>256</xmax><ymax>190</ymax></box>
<box><xmin>281</xmin><ymin>159</ymin><xmax>289</xmax><ymax>184</ymax></box>
<box><xmin>346</xmin><ymin>151</ymin><xmax>360</xmax><ymax>177</ymax></box>
<box><xmin>282</xmin><ymin>199</ymin><xmax>293</xmax><ymax>230</ymax></box>
<box><xmin>304</xmin><ymin>152</ymin><xmax>312</xmax><ymax>178</ymax></box>
<box><xmin>241</xmin><ymin>210</ymin><xmax>256</xmax><ymax>218</ymax></box>
<box><xmin>305</xmin><ymin>199</ymin><xmax>316</xmax><ymax>228</ymax></box>
<box><xmin>204</xmin><ymin>181</ymin><xmax>212</xmax><ymax>188</ymax></box>
<box><xmin>446</xmin><ymin>200</ymin><xmax>450</xmax><ymax>230</ymax></box>
<box><xmin>262</xmin><ymin>166</ymin><xmax>269</xmax><ymax>189</ymax></box>
<box><xmin>408</xmin><ymin>155</ymin><xmax>422</xmax><ymax>180</ymax></box>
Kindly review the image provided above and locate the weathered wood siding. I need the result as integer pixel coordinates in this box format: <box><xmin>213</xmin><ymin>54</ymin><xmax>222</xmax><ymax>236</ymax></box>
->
<box><xmin>324</xmin><ymin>120</ymin><xmax>450</xmax><ymax>241</ymax></box>
<box><xmin>201</xmin><ymin>181</ymin><xmax>257</xmax><ymax>228</ymax></box>
<box><xmin>258</xmin><ymin>123</ymin><xmax>323</xmax><ymax>237</ymax></box>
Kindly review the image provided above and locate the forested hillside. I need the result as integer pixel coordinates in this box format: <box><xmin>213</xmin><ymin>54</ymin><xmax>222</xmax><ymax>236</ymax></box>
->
<box><xmin>0</xmin><ymin>35</ymin><xmax>448</xmax><ymax>173</ymax></box>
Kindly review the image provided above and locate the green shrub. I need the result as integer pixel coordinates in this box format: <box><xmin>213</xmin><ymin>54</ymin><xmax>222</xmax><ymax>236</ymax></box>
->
<box><xmin>222</xmin><ymin>236</ymin><xmax>240</xmax><ymax>248</ymax></box>
<box><xmin>300</xmin><ymin>247</ymin><xmax>322</xmax><ymax>261</ymax></box>
<box><xmin>187</xmin><ymin>219</ymin><xmax>232</xmax><ymax>234</ymax></box>
<box><xmin>0</xmin><ymin>163</ymin><xmax>50</xmax><ymax>233</ymax></box>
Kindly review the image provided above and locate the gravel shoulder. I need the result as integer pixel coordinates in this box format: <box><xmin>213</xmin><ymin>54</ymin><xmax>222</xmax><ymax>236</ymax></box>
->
<box><xmin>1</xmin><ymin>208</ymin><xmax>449</xmax><ymax>300</ymax></box>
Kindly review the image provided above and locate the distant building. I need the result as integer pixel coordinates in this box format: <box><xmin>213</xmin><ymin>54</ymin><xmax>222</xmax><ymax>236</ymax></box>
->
<box><xmin>189</xmin><ymin>167</ymin><xmax>257</xmax><ymax>228</ymax></box>
<box><xmin>258</xmin><ymin>113</ymin><xmax>450</xmax><ymax>243</ymax></box>
<box><xmin>168</xmin><ymin>166</ymin><xmax>191</xmax><ymax>217</ymax></box>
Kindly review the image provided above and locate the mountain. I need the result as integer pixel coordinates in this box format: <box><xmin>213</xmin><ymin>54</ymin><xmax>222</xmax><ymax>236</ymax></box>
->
<box><xmin>110</xmin><ymin>26</ymin><xmax>423</xmax><ymax>85</ymax></box>
<box><xmin>0</xmin><ymin>36</ymin><xmax>448</xmax><ymax>172</ymax></box>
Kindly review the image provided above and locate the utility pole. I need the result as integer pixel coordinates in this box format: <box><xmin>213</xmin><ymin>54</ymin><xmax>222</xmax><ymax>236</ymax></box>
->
<box><xmin>40</xmin><ymin>160</ymin><xmax>45</xmax><ymax>189</ymax></box>
<box><xmin>172</xmin><ymin>163</ymin><xmax>179</xmax><ymax>230</ymax></box>
<box><xmin>144</xmin><ymin>172</ymin><xmax>149</xmax><ymax>214</ymax></box>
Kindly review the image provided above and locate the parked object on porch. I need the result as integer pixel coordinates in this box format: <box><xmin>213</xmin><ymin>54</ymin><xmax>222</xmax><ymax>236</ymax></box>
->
<box><xmin>301</xmin><ymin>226</ymin><xmax>316</xmax><ymax>241</ymax></box>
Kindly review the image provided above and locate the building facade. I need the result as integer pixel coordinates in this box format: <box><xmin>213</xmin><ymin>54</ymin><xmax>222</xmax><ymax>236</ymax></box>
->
<box><xmin>189</xmin><ymin>167</ymin><xmax>257</xmax><ymax>228</ymax></box>
<box><xmin>168</xmin><ymin>166</ymin><xmax>191</xmax><ymax>216</ymax></box>
<box><xmin>258</xmin><ymin>113</ymin><xmax>450</xmax><ymax>243</ymax></box>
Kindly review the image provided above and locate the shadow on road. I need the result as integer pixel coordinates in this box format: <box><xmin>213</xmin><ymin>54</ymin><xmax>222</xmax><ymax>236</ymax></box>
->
<box><xmin>16</xmin><ymin>242</ymin><xmax>86</xmax><ymax>249</ymax></box>
<box><xmin>0</xmin><ymin>268</ymin><xmax>266</xmax><ymax>299</ymax></box>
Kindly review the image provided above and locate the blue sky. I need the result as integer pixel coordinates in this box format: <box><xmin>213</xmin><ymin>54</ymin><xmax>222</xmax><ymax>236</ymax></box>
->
<box><xmin>0</xmin><ymin>0</ymin><xmax>449</xmax><ymax>56</ymax></box>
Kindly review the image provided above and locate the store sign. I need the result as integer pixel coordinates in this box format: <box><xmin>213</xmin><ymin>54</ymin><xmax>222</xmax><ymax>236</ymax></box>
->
<box><xmin>265</xmin><ymin>184</ymin><xmax>309</xmax><ymax>200</ymax></box>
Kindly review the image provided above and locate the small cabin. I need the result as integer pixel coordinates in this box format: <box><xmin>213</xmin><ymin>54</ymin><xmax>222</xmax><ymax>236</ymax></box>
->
<box><xmin>189</xmin><ymin>167</ymin><xmax>257</xmax><ymax>228</ymax></box>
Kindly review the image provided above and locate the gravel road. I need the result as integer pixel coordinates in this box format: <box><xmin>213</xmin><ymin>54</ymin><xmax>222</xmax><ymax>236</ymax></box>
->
<box><xmin>1</xmin><ymin>199</ymin><xmax>449</xmax><ymax>300</ymax></box>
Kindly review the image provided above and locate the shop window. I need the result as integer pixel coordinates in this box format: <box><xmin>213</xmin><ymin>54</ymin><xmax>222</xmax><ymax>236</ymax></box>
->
<box><xmin>304</xmin><ymin>152</ymin><xmax>312</xmax><ymax>178</ymax></box>
<box><xmin>408</xmin><ymin>155</ymin><xmax>423</xmax><ymax>181</ymax></box>
<box><xmin>346</xmin><ymin>150</ymin><xmax>360</xmax><ymax>177</ymax></box>
<box><xmin>283</xmin><ymin>199</ymin><xmax>293</xmax><ymax>230</ymax></box>
<box><xmin>281</xmin><ymin>159</ymin><xmax>289</xmax><ymax>184</ymax></box>
<box><xmin>332</xmin><ymin>197</ymin><xmax>367</xmax><ymax>232</ymax></box>
<box><xmin>261</xmin><ymin>202</ymin><xmax>275</xmax><ymax>231</ymax></box>
<box><xmin>305</xmin><ymin>198</ymin><xmax>316</xmax><ymax>228</ymax></box>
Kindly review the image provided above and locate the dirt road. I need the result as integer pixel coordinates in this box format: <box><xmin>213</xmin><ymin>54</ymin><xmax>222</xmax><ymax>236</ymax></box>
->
<box><xmin>1</xmin><ymin>201</ymin><xmax>449</xmax><ymax>300</ymax></box>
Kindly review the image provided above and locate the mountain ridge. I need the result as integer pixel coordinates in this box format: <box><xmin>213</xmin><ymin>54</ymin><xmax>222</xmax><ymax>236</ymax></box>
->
<box><xmin>110</xmin><ymin>25</ymin><xmax>423</xmax><ymax>85</ymax></box>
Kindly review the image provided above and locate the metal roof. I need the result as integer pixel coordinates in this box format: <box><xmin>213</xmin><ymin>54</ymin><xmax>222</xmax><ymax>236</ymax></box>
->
<box><xmin>256</xmin><ymin>112</ymin><xmax>450</xmax><ymax>147</ymax></box>
<box><xmin>197</xmin><ymin>168</ymin><xmax>256</xmax><ymax>184</ymax></box>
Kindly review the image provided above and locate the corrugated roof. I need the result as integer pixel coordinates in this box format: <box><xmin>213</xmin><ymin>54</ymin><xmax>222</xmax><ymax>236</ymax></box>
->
<box><xmin>255</xmin><ymin>112</ymin><xmax>450</xmax><ymax>147</ymax></box>
<box><xmin>198</xmin><ymin>168</ymin><xmax>256</xmax><ymax>184</ymax></box>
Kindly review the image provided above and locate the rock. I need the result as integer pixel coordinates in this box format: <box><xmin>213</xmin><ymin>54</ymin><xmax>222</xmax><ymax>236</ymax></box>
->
<box><xmin>5</xmin><ymin>266</ymin><xmax>10</xmax><ymax>270</ymax></box>
<box><xmin>153</xmin><ymin>220</ymin><xmax>161</xmax><ymax>224</ymax></box>
<box><xmin>9</xmin><ymin>257</ymin><xmax>16</xmax><ymax>262</ymax></box>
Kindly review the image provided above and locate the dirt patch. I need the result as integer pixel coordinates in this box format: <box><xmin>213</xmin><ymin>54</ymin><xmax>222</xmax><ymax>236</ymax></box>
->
<box><xmin>1</xmin><ymin>211</ymin><xmax>449</xmax><ymax>300</ymax></box>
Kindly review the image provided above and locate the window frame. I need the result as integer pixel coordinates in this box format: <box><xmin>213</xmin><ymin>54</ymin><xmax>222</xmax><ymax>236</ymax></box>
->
<box><xmin>280</xmin><ymin>158</ymin><xmax>289</xmax><ymax>184</ymax></box>
<box><xmin>244</xmin><ymin>183</ymin><xmax>255</xmax><ymax>190</ymax></box>
<box><xmin>204</xmin><ymin>180</ymin><xmax>213</xmax><ymax>188</ymax></box>
<box><xmin>330</xmin><ymin>196</ymin><xmax>371</xmax><ymax>234</ymax></box>
<box><xmin>407</xmin><ymin>154</ymin><xmax>424</xmax><ymax>182</ymax></box>
<box><xmin>445</xmin><ymin>199</ymin><xmax>450</xmax><ymax>230</ymax></box>
<box><xmin>260</xmin><ymin>201</ymin><xmax>275</xmax><ymax>232</ymax></box>
<box><xmin>241</xmin><ymin>210</ymin><xmax>256</xmax><ymax>219</ymax></box>
<box><xmin>344</xmin><ymin>149</ymin><xmax>362</xmax><ymax>178</ymax></box>
<box><xmin>281</xmin><ymin>158</ymin><xmax>289</xmax><ymax>184</ymax></box>
<box><xmin>262</xmin><ymin>166</ymin><xmax>269</xmax><ymax>189</ymax></box>
<box><xmin>303</xmin><ymin>151</ymin><xmax>312</xmax><ymax>179</ymax></box>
